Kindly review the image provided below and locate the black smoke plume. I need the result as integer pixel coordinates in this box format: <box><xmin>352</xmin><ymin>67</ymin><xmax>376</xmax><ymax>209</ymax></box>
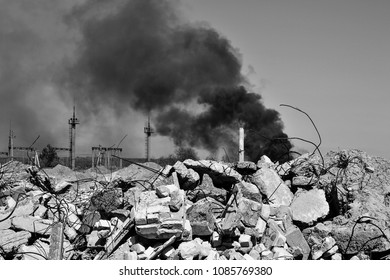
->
<box><xmin>65</xmin><ymin>0</ymin><xmax>292</xmax><ymax>162</ymax></box>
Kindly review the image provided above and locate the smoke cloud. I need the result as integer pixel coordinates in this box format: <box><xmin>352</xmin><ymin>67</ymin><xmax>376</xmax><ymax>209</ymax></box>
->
<box><xmin>65</xmin><ymin>0</ymin><xmax>292</xmax><ymax>162</ymax></box>
<box><xmin>0</xmin><ymin>0</ymin><xmax>292</xmax><ymax>162</ymax></box>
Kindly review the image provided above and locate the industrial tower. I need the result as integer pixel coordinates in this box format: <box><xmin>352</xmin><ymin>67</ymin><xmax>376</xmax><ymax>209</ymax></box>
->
<box><xmin>68</xmin><ymin>105</ymin><xmax>79</xmax><ymax>170</ymax></box>
<box><xmin>144</xmin><ymin>114</ymin><xmax>154</xmax><ymax>162</ymax></box>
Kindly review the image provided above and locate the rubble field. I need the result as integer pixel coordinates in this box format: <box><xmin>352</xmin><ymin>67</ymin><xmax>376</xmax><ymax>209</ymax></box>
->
<box><xmin>1</xmin><ymin>149</ymin><xmax>389</xmax><ymax>260</ymax></box>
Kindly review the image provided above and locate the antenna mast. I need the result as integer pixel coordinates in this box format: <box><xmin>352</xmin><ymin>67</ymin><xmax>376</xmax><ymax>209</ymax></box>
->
<box><xmin>68</xmin><ymin>104</ymin><xmax>79</xmax><ymax>170</ymax></box>
<box><xmin>8</xmin><ymin>121</ymin><xmax>14</xmax><ymax>161</ymax></box>
<box><xmin>144</xmin><ymin>114</ymin><xmax>154</xmax><ymax>162</ymax></box>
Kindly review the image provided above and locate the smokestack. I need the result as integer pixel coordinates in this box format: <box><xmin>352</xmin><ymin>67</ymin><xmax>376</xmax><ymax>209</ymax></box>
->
<box><xmin>239</xmin><ymin>125</ymin><xmax>244</xmax><ymax>162</ymax></box>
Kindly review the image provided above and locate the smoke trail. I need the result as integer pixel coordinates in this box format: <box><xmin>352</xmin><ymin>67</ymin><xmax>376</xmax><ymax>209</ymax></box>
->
<box><xmin>65</xmin><ymin>0</ymin><xmax>292</xmax><ymax>162</ymax></box>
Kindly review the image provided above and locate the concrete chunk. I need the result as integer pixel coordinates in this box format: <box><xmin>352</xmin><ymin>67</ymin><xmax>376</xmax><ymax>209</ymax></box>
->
<box><xmin>250</xmin><ymin>168</ymin><xmax>293</xmax><ymax>206</ymax></box>
<box><xmin>255</xmin><ymin>218</ymin><xmax>267</xmax><ymax>236</ymax></box>
<box><xmin>239</xmin><ymin>234</ymin><xmax>253</xmax><ymax>248</ymax></box>
<box><xmin>173</xmin><ymin>161</ymin><xmax>200</xmax><ymax>190</ymax></box>
<box><xmin>183</xmin><ymin>159</ymin><xmax>242</xmax><ymax>187</ymax></box>
<box><xmin>11</xmin><ymin>216</ymin><xmax>53</xmax><ymax>235</ymax></box>
<box><xmin>0</xmin><ymin>197</ymin><xmax>34</xmax><ymax>221</ymax></box>
<box><xmin>18</xmin><ymin>240</ymin><xmax>49</xmax><ymax>260</ymax></box>
<box><xmin>235</xmin><ymin>161</ymin><xmax>258</xmax><ymax>175</ymax></box>
<box><xmin>243</xmin><ymin>253</ymin><xmax>255</xmax><ymax>260</ymax></box>
<box><xmin>237</xmin><ymin>197</ymin><xmax>262</xmax><ymax>227</ymax></box>
<box><xmin>0</xmin><ymin>229</ymin><xmax>31</xmax><ymax>253</ymax></box>
<box><xmin>285</xmin><ymin>225</ymin><xmax>310</xmax><ymax>260</ymax></box>
<box><xmin>272</xmin><ymin>247</ymin><xmax>293</xmax><ymax>260</ymax></box>
<box><xmin>178</xmin><ymin>240</ymin><xmax>201</xmax><ymax>260</ymax></box>
<box><xmin>156</xmin><ymin>184</ymin><xmax>179</xmax><ymax>198</ymax></box>
<box><xmin>290</xmin><ymin>189</ymin><xmax>329</xmax><ymax>226</ymax></box>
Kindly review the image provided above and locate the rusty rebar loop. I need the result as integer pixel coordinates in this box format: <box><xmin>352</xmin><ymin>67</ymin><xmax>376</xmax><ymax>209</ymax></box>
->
<box><xmin>343</xmin><ymin>215</ymin><xmax>389</xmax><ymax>255</ymax></box>
<box><xmin>280</xmin><ymin>104</ymin><xmax>324</xmax><ymax>167</ymax></box>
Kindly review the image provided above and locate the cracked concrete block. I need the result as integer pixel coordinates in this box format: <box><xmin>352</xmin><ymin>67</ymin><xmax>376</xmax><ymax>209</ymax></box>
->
<box><xmin>156</xmin><ymin>184</ymin><xmax>179</xmax><ymax>198</ymax></box>
<box><xmin>272</xmin><ymin>247</ymin><xmax>293</xmax><ymax>260</ymax></box>
<box><xmin>12</xmin><ymin>216</ymin><xmax>53</xmax><ymax>235</ymax></box>
<box><xmin>290</xmin><ymin>189</ymin><xmax>329</xmax><ymax>226</ymax></box>
<box><xmin>255</xmin><ymin>218</ymin><xmax>267</xmax><ymax>236</ymax></box>
<box><xmin>183</xmin><ymin>159</ymin><xmax>242</xmax><ymax>187</ymax></box>
<box><xmin>285</xmin><ymin>225</ymin><xmax>310</xmax><ymax>260</ymax></box>
<box><xmin>239</xmin><ymin>234</ymin><xmax>253</xmax><ymax>248</ymax></box>
<box><xmin>178</xmin><ymin>240</ymin><xmax>201</xmax><ymax>260</ymax></box>
<box><xmin>250</xmin><ymin>168</ymin><xmax>293</xmax><ymax>206</ymax></box>
<box><xmin>0</xmin><ymin>229</ymin><xmax>31</xmax><ymax>253</ymax></box>
<box><xmin>18</xmin><ymin>240</ymin><xmax>49</xmax><ymax>260</ymax></box>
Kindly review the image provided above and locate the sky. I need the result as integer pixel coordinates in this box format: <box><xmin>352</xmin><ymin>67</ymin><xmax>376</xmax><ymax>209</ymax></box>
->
<box><xmin>1</xmin><ymin>0</ymin><xmax>390</xmax><ymax>160</ymax></box>
<box><xmin>181</xmin><ymin>0</ymin><xmax>390</xmax><ymax>158</ymax></box>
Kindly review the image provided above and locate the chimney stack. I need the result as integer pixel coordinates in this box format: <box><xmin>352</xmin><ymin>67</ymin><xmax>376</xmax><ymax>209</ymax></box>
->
<box><xmin>239</xmin><ymin>125</ymin><xmax>244</xmax><ymax>162</ymax></box>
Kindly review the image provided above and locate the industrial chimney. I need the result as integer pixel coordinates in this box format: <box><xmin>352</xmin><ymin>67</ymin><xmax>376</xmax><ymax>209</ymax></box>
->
<box><xmin>239</xmin><ymin>124</ymin><xmax>244</xmax><ymax>162</ymax></box>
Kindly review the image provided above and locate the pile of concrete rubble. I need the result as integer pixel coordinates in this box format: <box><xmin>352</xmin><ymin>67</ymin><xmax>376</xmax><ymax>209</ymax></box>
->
<box><xmin>1</xmin><ymin>149</ymin><xmax>389</xmax><ymax>260</ymax></box>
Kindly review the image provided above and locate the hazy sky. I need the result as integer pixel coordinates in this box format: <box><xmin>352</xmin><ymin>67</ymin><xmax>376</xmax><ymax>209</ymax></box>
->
<box><xmin>182</xmin><ymin>0</ymin><xmax>390</xmax><ymax>158</ymax></box>
<box><xmin>1</xmin><ymin>0</ymin><xmax>390</xmax><ymax>160</ymax></box>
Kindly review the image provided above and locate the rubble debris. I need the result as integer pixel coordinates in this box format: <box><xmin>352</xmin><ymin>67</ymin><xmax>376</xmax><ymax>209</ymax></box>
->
<box><xmin>134</xmin><ymin>189</ymin><xmax>186</xmax><ymax>239</ymax></box>
<box><xmin>257</xmin><ymin>155</ymin><xmax>275</xmax><ymax>169</ymax></box>
<box><xmin>311</xmin><ymin>236</ymin><xmax>338</xmax><ymax>259</ymax></box>
<box><xmin>18</xmin><ymin>240</ymin><xmax>49</xmax><ymax>260</ymax></box>
<box><xmin>234</xmin><ymin>161</ymin><xmax>257</xmax><ymax>175</ymax></box>
<box><xmin>237</xmin><ymin>197</ymin><xmax>262</xmax><ymax>227</ymax></box>
<box><xmin>187</xmin><ymin>199</ymin><xmax>220</xmax><ymax>236</ymax></box>
<box><xmin>236</xmin><ymin>181</ymin><xmax>262</xmax><ymax>203</ymax></box>
<box><xmin>11</xmin><ymin>216</ymin><xmax>53</xmax><ymax>235</ymax></box>
<box><xmin>285</xmin><ymin>225</ymin><xmax>310</xmax><ymax>260</ymax></box>
<box><xmin>178</xmin><ymin>240</ymin><xmax>201</xmax><ymax>260</ymax></box>
<box><xmin>91</xmin><ymin>188</ymin><xmax>123</xmax><ymax>213</ymax></box>
<box><xmin>147</xmin><ymin>235</ymin><xmax>177</xmax><ymax>260</ymax></box>
<box><xmin>48</xmin><ymin>222</ymin><xmax>64</xmax><ymax>260</ymax></box>
<box><xmin>0</xmin><ymin>196</ymin><xmax>35</xmax><ymax>220</ymax></box>
<box><xmin>186</xmin><ymin>174</ymin><xmax>227</xmax><ymax>204</ymax></box>
<box><xmin>272</xmin><ymin>247</ymin><xmax>293</xmax><ymax>260</ymax></box>
<box><xmin>173</xmin><ymin>161</ymin><xmax>200</xmax><ymax>190</ymax></box>
<box><xmin>1</xmin><ymin>148</ymin><xmax>390</xmax><ymax>260</ymax></box>
<box><xmin>0</xmin><ymin>229</ymin><xmax>31</xmax><ymax>254</ymax></box>
<box><xmin>183</xmin><ymin>159</ymin><xmax>242</xmax><ymax>187</ymax></box>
